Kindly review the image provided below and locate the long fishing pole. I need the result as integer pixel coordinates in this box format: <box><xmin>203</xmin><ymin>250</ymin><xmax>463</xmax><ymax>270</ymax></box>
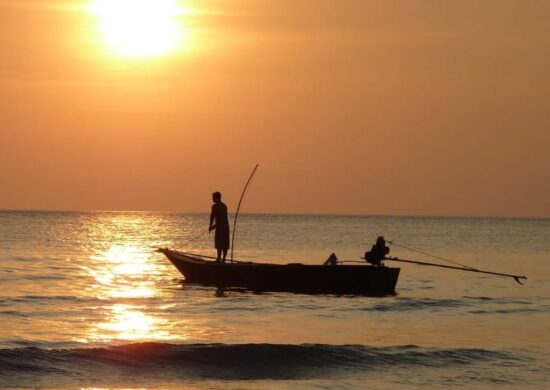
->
<box><xmin>180</xmin><ymin>227</ymin><xmax>210</xmax><ymax>247</ymax></box>
<box><xmin>388</xmin><ymin>240</ymin><xmax>477</xmax><ymax>270</ymax></box>
<box><xmin>150</xmin><ymin>227</ymin><xmax>209</xmax><ymax>253</ymax></box>
<box><xmin>384</xmin><ymin>256</ymin><xmax>527</xmax><ymax>285</ymax></box>
<box><xmin>230</xmin><ymin>164</ymin><xmax>259</xmax><ymax>262</ymax></box>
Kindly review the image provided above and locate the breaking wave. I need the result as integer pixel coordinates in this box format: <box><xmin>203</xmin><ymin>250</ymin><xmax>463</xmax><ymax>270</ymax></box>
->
<box><xmin>0</xmin><ymin>342</ymin><xmax>522</xmax><ymax>381</ymax></box>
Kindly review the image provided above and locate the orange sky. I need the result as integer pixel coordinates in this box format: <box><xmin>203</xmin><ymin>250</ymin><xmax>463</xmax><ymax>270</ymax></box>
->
<box><xmin>0</xmin><ymin>1</ymin><xmax>549</xmax><ymax>217</ymax></box>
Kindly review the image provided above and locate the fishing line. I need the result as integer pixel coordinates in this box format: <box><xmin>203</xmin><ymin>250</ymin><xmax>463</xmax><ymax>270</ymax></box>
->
<box><xmin>150</xmin><ymin>228</ymin><xmax>209</xmax><ymax>254</ymax></box>
<box><xmin>179</xmin><ymin>227</ymin><xmax>210</xmax><ymax>248</ymax></box>
<box><xmin>388</xmin><ymin>240</ymin><xmax>478</xmax><ymax>270</ymax></box>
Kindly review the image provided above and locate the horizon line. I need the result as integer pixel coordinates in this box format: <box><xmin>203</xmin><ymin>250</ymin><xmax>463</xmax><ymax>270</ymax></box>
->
<box><xmin>0</xmin><ymin>208</ymin><xmax>548</xmax><ymax>220</ymax></box>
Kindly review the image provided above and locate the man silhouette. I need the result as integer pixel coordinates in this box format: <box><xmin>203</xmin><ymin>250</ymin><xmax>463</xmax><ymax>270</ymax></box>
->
<box><xmin>209</xmin><ymin>192</ymin><xmax>230</xmax><ymax>262</ymax></box>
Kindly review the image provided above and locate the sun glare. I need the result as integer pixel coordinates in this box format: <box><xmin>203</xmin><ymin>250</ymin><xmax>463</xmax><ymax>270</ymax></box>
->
<box><xmin>88</xmin><ymin>0</ymin><xmax>186</xmax><ymax>58</ymax></box>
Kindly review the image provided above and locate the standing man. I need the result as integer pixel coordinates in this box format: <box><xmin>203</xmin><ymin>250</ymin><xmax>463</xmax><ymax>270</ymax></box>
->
<box><xmin>209</xmin><ymin>192</ymin><xmax>230</xmax><ymax>262</ymax></box>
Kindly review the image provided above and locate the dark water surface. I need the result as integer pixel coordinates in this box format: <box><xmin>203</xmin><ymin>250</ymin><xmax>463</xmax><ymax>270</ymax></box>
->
<box><xmin>0</xmin><ymin>211</ymin><xmax>549</xmax><ymax>389</ymax></box>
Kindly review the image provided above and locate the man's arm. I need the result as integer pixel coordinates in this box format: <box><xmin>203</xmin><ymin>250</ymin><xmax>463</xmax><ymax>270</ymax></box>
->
<box><xmin>209</xmin><ymin>205</ymin><xmax>216</xmax><ymax>232</ymax></box>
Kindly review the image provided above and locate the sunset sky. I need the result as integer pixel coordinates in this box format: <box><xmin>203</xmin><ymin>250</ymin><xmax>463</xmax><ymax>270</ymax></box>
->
<box><xmin>0</xmin><ymin>0</ymin><xmax>548</xmax><ymax>217</ymax></box>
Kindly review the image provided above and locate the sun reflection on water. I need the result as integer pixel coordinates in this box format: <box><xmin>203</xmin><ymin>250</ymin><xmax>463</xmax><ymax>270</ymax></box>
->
<box><xmin>93</xmin><ymin>304</ymin><xmax>171</xmax><ymax>341</ymax></box>
<box><xmin>88</xmin><ymin>245</ymin><xmax>158</xmax><ymax>299</ymax></box>
<box><xmin>83</xmin><ymin>244</ymin><xmax>176</xmax><ymax>342</ymax></box>
<box><xmin>80</xmin><ymin>214</ymin><xmax>180</xmax><ymax>343</ymax></box>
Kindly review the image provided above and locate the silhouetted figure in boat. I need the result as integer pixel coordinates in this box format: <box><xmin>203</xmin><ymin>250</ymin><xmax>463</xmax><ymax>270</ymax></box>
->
<box><xmin>323</xmin><ymin>253</ymin><xmax>338</xmax><ymax>266</ymax></box>
<box><xmin>365</xmin><ymin>236</ymin><xmax>390</xmax><ymax>266</ymax></box>
<box><xmin>209</xmin><ymin>192</ymin><xmax>230</xmax><ymax>262</ymax></box>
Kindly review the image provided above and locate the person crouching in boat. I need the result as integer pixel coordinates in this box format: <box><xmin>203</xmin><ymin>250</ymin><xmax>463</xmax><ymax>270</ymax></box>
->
<box><xmin>209</xmin><ymin>191</ymin><xmax>230</xmax><ymax>262</ymax></box>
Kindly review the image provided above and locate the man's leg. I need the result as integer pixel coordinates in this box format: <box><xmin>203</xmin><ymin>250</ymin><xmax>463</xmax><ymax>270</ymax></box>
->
<box><xmin>216</xmin><ymin>249</ymin><xmax>222</xmax><ymax>262</ymax></box>
<box><xmin>222</xmin><ymin>248</ymin><xmax>228</xmax><ymax>263</ymax></box>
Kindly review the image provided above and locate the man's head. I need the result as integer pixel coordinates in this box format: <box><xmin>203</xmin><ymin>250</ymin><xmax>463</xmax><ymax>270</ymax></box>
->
<box><xmin>212</xmin><ymin>192</ymin><xmax>222</xmax><ymax>203</ymax></box>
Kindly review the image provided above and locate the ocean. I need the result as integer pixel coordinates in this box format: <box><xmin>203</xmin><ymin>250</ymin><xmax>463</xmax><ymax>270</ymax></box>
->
<box><xmin>0</xmin><ymin>211</ymin><xmax>548</xmax><ymax>389</ymax></box>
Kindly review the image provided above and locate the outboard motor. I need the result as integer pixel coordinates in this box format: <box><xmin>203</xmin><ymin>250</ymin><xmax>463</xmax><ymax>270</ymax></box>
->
<box><xmin>365</xmin><ymin>236</ymin><xmax>390</xmax><ymax>266</ymax></box>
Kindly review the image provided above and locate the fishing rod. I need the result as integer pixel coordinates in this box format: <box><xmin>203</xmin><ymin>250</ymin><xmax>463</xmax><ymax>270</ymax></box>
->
<box><xmin>180</xmin><ymin>227</ymin><xmax>210</xmax><ymax>247</ymax></box>
<box><xmin>388</xmin><ymin>240</ymin><xmax>476</xmax><ymax>270</ymax></box>
<box><xmin>384</xmin><ymin>256</ymin><xmax>527</xmax><ymax>285</ymax></box>
<box><xmin>384</xmin><ymin>239</ymin><xmax>527</xmax><ymax>284</ymax></box>
<box><xmin>230</xmin><ymin>164</ymin><xmax>259</xmax><ymax>262</ymax></box>
<box><xmin>149</xmin><ymin>227</ymin><xmax>209</xmax><ymax>253</ymax></box>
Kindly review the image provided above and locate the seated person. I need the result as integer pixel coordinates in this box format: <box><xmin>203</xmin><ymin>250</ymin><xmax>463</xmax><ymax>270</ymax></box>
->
<box><xmin>324</xmin><ymin>253</ymin><xmax>338</xmax><ymax>266</ymax></box>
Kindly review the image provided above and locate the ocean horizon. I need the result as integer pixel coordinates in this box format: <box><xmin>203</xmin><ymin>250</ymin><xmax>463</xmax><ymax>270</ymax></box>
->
<box><xmin>2</xmin><ymin>208</ymin><xmax>549</xmax><ymax>220</ymax></box>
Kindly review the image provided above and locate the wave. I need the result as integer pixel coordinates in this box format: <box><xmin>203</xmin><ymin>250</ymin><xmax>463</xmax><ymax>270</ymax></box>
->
<box><xmin>362</xmin><ymin>297</ymin><xmax>465</xmax><ymax>312</ymax></box>
<box><xmin>0</xmin><ymin>342</ymin><xmax>522</xmax><ymax>381</ymax></box>
<box><xmin>347</xmin><ymin>296</ymin><xmax>547</xmax><ymax>313</ymax></box>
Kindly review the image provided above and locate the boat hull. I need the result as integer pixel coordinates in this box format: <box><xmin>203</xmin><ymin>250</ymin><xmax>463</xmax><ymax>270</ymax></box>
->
<box><xmin>159</xmin><ymin>249</ymin><xmax>400</xmax><ymax>295</ymax></box>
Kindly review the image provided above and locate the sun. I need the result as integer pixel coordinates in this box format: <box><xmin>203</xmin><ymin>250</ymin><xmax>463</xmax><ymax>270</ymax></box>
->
<box><xmin>88</xmin><ymin>0</ymin><xmax>186</xmax><ymax>58</ymax></box>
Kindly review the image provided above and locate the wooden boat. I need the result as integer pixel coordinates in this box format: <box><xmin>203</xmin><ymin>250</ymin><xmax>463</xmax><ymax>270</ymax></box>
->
<box><xmin>158</xmin><ymin>248</ymin><xmax>400</xmax><ymax>295</ymax></box>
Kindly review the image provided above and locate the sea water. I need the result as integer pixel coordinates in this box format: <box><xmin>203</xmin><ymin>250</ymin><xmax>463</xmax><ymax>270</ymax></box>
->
<box><xmin>0</xmin><ymin>211</ymin><xmax>548</xmax><ymax>389</ymax></box>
